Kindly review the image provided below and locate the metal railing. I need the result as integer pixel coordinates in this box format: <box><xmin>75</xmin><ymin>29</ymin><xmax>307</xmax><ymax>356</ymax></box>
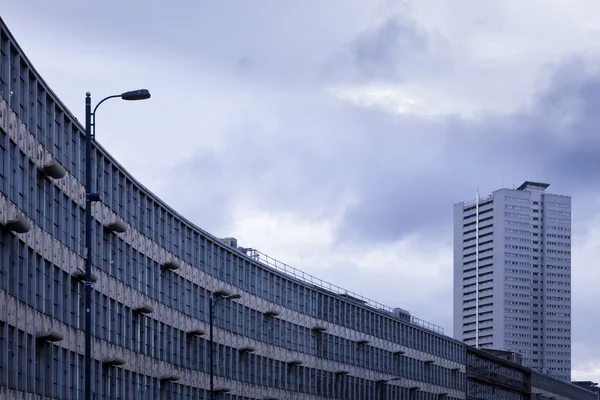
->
<box><xmin>242</xmin><ymin>248</ymin><xmax>444</xmax><ymax>334</ymax></box>
<box><xmin>462</xmin><ymin>194</ymin><xmax>494</xmax><ymax>208</ymax></box>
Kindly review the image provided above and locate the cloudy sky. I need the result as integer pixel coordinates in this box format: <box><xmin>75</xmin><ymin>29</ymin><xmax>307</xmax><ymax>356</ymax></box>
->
<box><xmin>3</xmin><ymin>0</ymin><xmax>600</xmax><ymax>381</ymax></box>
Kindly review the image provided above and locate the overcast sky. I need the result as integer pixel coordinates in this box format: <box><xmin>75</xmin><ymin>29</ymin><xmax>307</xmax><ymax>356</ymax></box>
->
<box><xmin>3</xmin><ymin>0</ymin><xmax>600</xmax><ymax>381</ymax></box>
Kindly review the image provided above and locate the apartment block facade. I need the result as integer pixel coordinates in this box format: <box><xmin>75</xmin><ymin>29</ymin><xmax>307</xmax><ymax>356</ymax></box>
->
<box><xmin>453</xmin><ymin>181</ymin><xmax>572</xmax><ymax>381</ymax></box>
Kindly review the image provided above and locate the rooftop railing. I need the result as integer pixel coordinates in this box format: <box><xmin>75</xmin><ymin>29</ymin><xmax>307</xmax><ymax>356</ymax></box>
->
<box><xmin>242</xmin><ymin>248</ymin><xmax>444</xmax><ymax>334</ymax></box>
<box><xmin>461</xmin><ymin>194</ymin><xmax>494</xmax><ymax>208</ymax></box>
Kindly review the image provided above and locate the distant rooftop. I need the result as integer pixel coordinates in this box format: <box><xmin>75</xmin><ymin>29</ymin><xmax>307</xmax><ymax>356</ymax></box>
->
<box><xmin>517</xmin><ymin>181</ymin><xmax>550</xmax><ymax>191</ymax></box>
<box><xmin>481</xmin><ymin>348</ymin><xmax>523</xmax><ymax>365</ymax></box>
<box><xmin>457</xmin><ymin>180</ymin><xmax>569</xmax><ymax>208</ymax></box>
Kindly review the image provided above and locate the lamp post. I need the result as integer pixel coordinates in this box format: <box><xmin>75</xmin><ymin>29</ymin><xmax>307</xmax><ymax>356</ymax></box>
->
<box><xmin>209</xmin><ymin>293</ymin><xmax>241</xmax><ymax>399</ymax></box>
<box><xmin>84</xmin><ymin>89</ymin><xmax>150</xmax><ymax>400</ymax></box>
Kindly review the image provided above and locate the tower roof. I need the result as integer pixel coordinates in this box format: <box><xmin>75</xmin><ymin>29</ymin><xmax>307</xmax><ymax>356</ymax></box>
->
<box><xmin>517</xmin><ymin>181</ymin><xmax>550</xmax><ymax>191</ymax></box>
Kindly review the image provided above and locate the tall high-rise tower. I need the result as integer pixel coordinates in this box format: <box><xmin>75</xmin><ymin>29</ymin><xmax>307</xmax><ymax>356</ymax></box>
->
<box><xmin>453</xmin><ymin>181</ymin><xmax>571</xmax><ymax>380</ymax></box>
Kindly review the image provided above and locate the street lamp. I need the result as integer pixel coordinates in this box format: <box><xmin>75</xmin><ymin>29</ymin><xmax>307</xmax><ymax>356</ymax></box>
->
<box><xmin>209</xmin><ymin>292</ymin><xmax>241</xmax><ymax>399</ymax></box>
<box><xmin>84</xmin><ymin>89</ymin><xmax>150</xmax><ymax>400</ymax></box>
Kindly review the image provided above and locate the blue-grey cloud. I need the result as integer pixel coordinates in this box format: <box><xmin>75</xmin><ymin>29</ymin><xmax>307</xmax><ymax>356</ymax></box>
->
<box><xmin>338</xmin><ymin>57</ymin><xmax>600</xmax><ymax>243</ymax></box>
<box><xmin>323</xmin><ymin>14</ymin><xmax>444</xmax><ymax>84</ymax></box>
<box><xmin>349</xmin><ymin>17</ymin><xmax>428</xmax><ymax>81</ymax></box>
<box><xmin>158</xmin><ymin>55</ymin><xmax>600</xmax><ymax>244</ymax></box>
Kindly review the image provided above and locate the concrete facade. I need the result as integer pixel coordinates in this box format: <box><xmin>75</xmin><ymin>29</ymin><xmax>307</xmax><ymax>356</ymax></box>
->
<box><xmin>0</xmin><ymin>16</ymin><xmax>466</xmax><ymax>400</ymax></box>
<box><xmin>453</xmin><ymin>182</ymin><xmax>572</xmax><ymax>381</ymax></box>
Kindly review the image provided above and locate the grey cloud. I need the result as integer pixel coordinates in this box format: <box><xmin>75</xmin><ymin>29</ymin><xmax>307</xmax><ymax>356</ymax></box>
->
<box><xmin>350</xmin><ymin>17</ymin><xmax>428</xmax><ymax>81</ymax></box>
<box><xmin>5</xmin><ymin>1</ymin><xmax>382</xmax><ymax>90</ymax></box>
<box><xmin>323</xmin><ymin>14</ymin><xmax>448</xmax><ymax>84</ymax></box>
<box><xmin>161</xmin><ymin>57</ymin><xmax>600</xmax><ymax>243</ymax></box>
<box><xmin>339</xmin><ymin>58</ymin><xmax>600</xmax><ymax>243</ymax></box>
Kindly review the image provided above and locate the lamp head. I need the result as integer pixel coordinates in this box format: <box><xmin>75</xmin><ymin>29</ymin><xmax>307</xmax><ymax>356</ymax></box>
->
<box><xmin>121</xmin><ymin>89</ymin><xmax>151</xmax><ymax>101</ymax></box>
<box><xmin>226</xmin><ymin>294</ymin><xmax>241</xmax><ymax>300</ymax></box>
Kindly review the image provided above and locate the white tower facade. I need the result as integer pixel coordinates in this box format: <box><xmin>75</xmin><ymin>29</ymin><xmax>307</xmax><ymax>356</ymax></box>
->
<box><xmin>453</xmin><ymin>181</ymin><xmax>571</xmax><ymax>380</ymax></box>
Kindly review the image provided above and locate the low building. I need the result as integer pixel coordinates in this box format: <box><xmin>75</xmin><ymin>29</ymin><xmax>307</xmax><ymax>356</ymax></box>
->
<box><xmin>572</xmin><ymin>381</ymin><xmax>599</xmax><ymax>399</ymax></box>
<box><xmin>532</xmin><ymin>373</ymin><xmax>597</xmax><ymax>400</ymax></box>
<box><xmin>466</xmin><ymin>347</ymin><xmax>531</xmax><ymax>400</ymax></box>
<box><xmin>466</xmin><ymin>347</ymin><xmax>597</xmax><ymax>400</ymax></box>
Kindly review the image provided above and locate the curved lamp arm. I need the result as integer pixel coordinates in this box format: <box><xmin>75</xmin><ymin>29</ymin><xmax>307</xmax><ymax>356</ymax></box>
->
<box><xmin>93</xmin><ymin>94</ymin><xmax>122</xmax><ymax>116</ymax></box>
<box><xmin>90</xmin><ymin>89</ymin><xmax>151</xmax><ymax>138</ymax></box>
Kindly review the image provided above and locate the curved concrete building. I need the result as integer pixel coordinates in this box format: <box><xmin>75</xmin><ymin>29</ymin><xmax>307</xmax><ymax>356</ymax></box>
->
<box><xmin>0</xmin><ymin>16</ymin><xmax>465</xmax><ymax>400</ymax></box>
